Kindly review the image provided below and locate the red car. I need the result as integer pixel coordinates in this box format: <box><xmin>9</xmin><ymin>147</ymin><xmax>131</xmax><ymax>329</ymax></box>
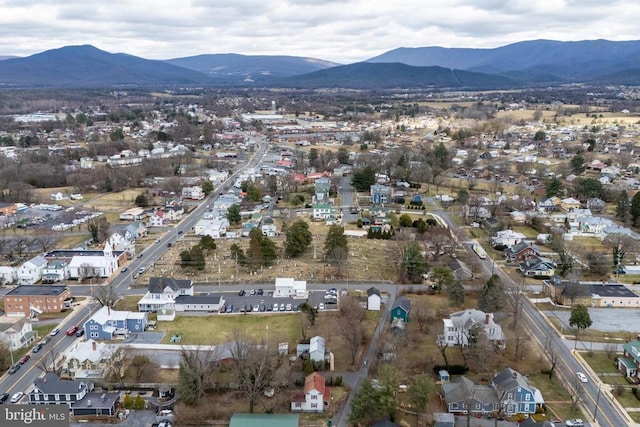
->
<box><xmin>19</xmin><ymin>354</ymin><xmax>30</xmax><ymax>365</ymax></box>
<box><xmin>66</xmin><ymin>325</ymin><xmax>79</xmax><ymax>336</ymax></box>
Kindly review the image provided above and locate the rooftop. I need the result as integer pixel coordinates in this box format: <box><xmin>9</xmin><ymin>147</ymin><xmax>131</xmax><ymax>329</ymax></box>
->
<box><xmin>6</xmin><ymin>285</ymin><xmax>69</xmax><ymax>297</ymax></box>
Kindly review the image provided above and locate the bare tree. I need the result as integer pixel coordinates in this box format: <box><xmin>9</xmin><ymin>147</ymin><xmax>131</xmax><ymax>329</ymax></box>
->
<box><xmin>93</xmin><ymin>283</ymin><xmax>120</xmax><ymax>309</ymax></box>
<box><xmin>547</xmin><ymin>343</ymin><xmax>559</xmax><ymax>380</ymax></box>
<box><xmin>177</xmin><ymin>345</ymin><xmax>221</xmax><ymax>405</ymax></box>
<box><xmin>337</xmin><ymin>296</ymin><xmax>366</xmax><ymax>365</ymax></box>
<box><xmin>102</xmin><ymin>344</ymin><xmax>130</xmax><ymax>385</ymax></box>
<box><xmin>464</xmin><ymin>325</ymin><xmax>494</xmax><ymax>375</ymax></box>
<box><xmin>604</xmin><ymin>343</ymin><xmax>618</xmax><ymax>359</ymax></box>
<box><xmin>228</xmin><ymin>331</ymin><xmax>282</xmax><ymax>413</ymax></box>
<box><xmin>34</xmin><ymin>226</ymin><xmax>58</xmax><ymax>253</ymax></box>
<box><xmin>567</xmin><ymin>377</ymin><xmax>585</xmax><ymax>412</ymax></box>
<box><xmin>427</xmin><ymin>226</ymin><xmax>454</xmax><ymax>260</ymax></box>
<box><xmin>36</xmin><ymin>348</ymin><xmax>64</xmax><ymax>377</ymax></box>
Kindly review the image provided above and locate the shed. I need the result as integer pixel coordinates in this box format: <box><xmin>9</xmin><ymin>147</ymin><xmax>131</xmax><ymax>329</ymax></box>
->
<box><xmin>390</xmin><ymin>296</ymin><xmax>410</xmax><ymax>323</ymax></box>
<box><xmin>438</xmin><ymin>370</ymin><xmax>450</xmax><ymax>382</ymax></box>
<box><xmin>367</xmin><ymin>287</ymin><xmax>381</xmax><ymax>311</ymax></box>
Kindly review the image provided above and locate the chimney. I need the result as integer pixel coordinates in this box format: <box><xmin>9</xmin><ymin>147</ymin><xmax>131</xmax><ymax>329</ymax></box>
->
<box><xmin>92</xmin><ymin>341</ymin><xmax>97</xmax><ymax>351</ymax></box>
<box><xmin>485</xmin><ymin>314</ymin><xmax>490</xmax><ymax>325</ymax></box>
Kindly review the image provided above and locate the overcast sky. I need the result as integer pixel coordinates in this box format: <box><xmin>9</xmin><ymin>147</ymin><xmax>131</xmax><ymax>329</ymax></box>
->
<box><xmin>1</xmin><ymin>0</ymin><xmax>638</xmax><ymax>63</ymax></box>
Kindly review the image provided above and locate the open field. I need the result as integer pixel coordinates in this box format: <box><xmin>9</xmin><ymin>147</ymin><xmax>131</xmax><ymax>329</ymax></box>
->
<box><xmin>581</xmin><ymin>351</ymin><xmax>621</xmax><ymax>376</ymax></box>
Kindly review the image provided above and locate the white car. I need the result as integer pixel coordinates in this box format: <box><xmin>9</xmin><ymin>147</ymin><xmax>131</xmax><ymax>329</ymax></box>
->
<box><xmin>10</xmin><ymin>391</ymin><xmax>24</xmax><ymax>403</ymax></box>
<box><xmin>318</xmin><ymin>303</ymin><xmax>325</xmax><ymax>310</ymax></box>
<box><xmin>576</xmin><ymin>372</ymin><xmax>588</xmax><ymax>383</ymax></box>
<box><xmin>50</xmin><ymin>327</ymin><xmax>60</xmax><ymax>336</ymax></box>
<box><xmin>565</xmin><ymin>419</ymin><xmax>584</xmax><ymax>427</ymax></box>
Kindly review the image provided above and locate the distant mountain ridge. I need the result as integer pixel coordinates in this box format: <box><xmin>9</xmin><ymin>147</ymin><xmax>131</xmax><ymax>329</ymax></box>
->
<box><xmin>167</xmin><ymin>53</ymin><xmax>339</xmax><ymax>82</ymax></box>
<box><xmin>366</xmin><ymin>39</ymin><xmax>640</xmax><ymax>83</ymax></box>
<box><xmin>0</xmin><ymin>40</ymin><xmax>639</xmax><ymax>89</ymax></box>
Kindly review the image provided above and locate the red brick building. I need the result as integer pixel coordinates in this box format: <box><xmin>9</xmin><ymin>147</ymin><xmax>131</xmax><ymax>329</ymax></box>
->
<box><xmin>3</xmin><ymin>285</ymin><xmax>72</xmax><ymax>318</ymax></box>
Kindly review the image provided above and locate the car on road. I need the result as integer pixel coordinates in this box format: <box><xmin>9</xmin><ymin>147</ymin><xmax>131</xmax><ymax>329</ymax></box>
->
<box><xmin>40</xmin><ymin>336</ymin><xmax>50</xmax><ymax>345</ymax></box>
<box><xmin>50</xmin><ymin>327</ymin><xmax>60</xmax><ymax>336</ymax></box>
<box><xmin>0</xmin><ymin>392</ymin><xmax>9</xmax><ymax>403</ymax></box>
<box><xmin>138</xmin><ymin>267</ymin><xmax>146</xmax><ymax>274</ymax></box>
<box><xmin>121</xmin><ymin>267</ymin><xmax>128</xmax><ymax>273</ymax></box>
<box><xmin>576</xmin><ymin>372</ymin><xmax>588</xmax><ymax>383</ymax></box>
<box><xmin>177</xmin><ymin>230</ymin><xmax>183</xmax><ymax>234</ymax></box>
<box><xmin>249</xmin><ymin>289</ymin><xmax>256</xmax><ymax>296</ymax></box>
<box><xmin>8</xmin><ymin>364</ymin><xmax>20</xmax><ymax>374</ymax></box>
<box><xmin>565</xmin><ymin>419</ymin><xmax>584</xmax><ymax>427</ymax></box>
<box><xmin>138</xmin><ymin>253</ymin><xmax>143</xmax><ymax>258</ymax></box>
<box><xmin>167</xmin><ymin>243</ymin><xmax>172</xmax><ymax>247</ymax></box>
<box><xmin>32</xmin><ymin>343</ymin><xmax>43</xmax><ymax>353</ymax></box>
<box><xmin>66</xmin><ymin>325</ymin><xmax>79</xmax><ymax>336</ymax></box>
<box><xmin>238</xmin><ymin>289</ymin><xmax>246</xmax><ymax>296</ymax></box>
<box><xmin>257</xmin><ymin>288</ymin><xmax>264</xmax><ymax>295</ymax></box>
<box><xmin>10</xmin><ymin>392</ymin><xmax>24</xmax><ymax>403</ymax></box>
<box><xmin>76</xmin><ymin>329</ymin><xmax>85</xmax><ymax>337</ymax></box>
<box><xmin>19</xmin><ymin>354</ymin><xmax>30</xmax><ymax>364</ymax></box>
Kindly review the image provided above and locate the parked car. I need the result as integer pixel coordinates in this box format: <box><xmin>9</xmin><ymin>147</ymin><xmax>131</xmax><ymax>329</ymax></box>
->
<box><xmin>10</xmin><ymin>392</ymin><xmax>24</xmax><ymax>403</ymax></box>
<box><xmin>167</xmin><ymin>243</ymin><xmax>172</xmax><ymax>247</ymax></box>
<box><xmin>50</xmin><ymin>327</ymin><xmax>60</xmax><ymax>336</ymax></box>
<box><xmin>32</xmin><ymin>343</ymin><xmax>43</xmax><ymax>353</ymax></box>
<box><xmin>565</xmin><ymin>420</ymin><xmax>584</xmax><ymax>427</ymax></box>
<box><xmin>40</xmin><ymin>336</ymin><xmax>50</xmax><ymax>345</ymax></box>
<box><xmin>267</xmin><ymin>304</ymin><xmax>273</xmax><ymax>311</ymax></box>
<box><xmin>576</xmin><ymin>372</ymin><xmax>588</xmax><ymax>383</ymax></box>
<box><xmin>76</xmin><ymin>329</ymin><xmax>85</xmax><ymax>337</ymax></box>
<box><xmin>121</xmin><ymin>267</ymin><xmax>129</xmax><ymax>273</ymax></box>
<box><xmin>66</xmin><ymin>325</ymin><xmax>79</xmax><ymax>336</ymax></box>
<box><xmin>0</xmin><ymin>392</ymin><xmax>9</xmax><ymax>403</ymax></box>
<box><xmin>226</xmin><ymin>304</ymin><xmax>234</xmax><ymax>313</ymax></box>
<box><xmin>279</xmin><ymin>303</ymin><xmax>285</xmax><ymax>311</ymax></box>
<box><xmin>19</xmin><ymin>354</ymin><xmax>30</xmax><ymax>364</ymax></box>
<box><xmin>8</xmin><ymin>364</ymin><xmax>20</xmax><ymax>374</ymax></box>
<box><xmin>219</xmin><ymin>305</ymin><xmax>226</xmax><ymax>314</ymax></box>
<box><xmin>249</xmin><ymin>289</ymin><xmax>256</xmax><ymax>296</ymax></box>
<box><xmin>285</xmin><ymin>304</ymin><xmax>292</xmax><ymax>311</ymax></box>
<box><xmin>318</xmin><ymin>303</ymin><xmax>325</xmax><ymax>310</ymax></box>
<box><xmin>238</xmin><ymin>289</ymin><xmax>246</xmax><ymax>296</ymax></box>
<box><xmin>252</xmin><ymin>304</ymin><xmax>259</xmax><ymax>312</ymax></box>
<box><xmin>259</xmin><ymin>304</ymin><xmax>266</xmax><ymax>312</ymax></box>
<box><xmin>138</xmin><ymin>267</ymin><xmax>146</xmax><ymax>274</ymax></box>
<box><xmin>177</xmin><ymin>230</ymin><xmax>183</xmax><ymax>234</ymax></box>
<box><xmin>257</xmin><ymin>288</ymin><xmax>264</xmax><ymax>295</ymax></box>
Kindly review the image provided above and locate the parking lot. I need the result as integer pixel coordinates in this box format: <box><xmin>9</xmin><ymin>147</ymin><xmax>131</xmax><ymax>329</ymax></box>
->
<box><xmin>219</xmin><ymin>289</ymin><xmax>339</xmax><ymax>314</ymax></box>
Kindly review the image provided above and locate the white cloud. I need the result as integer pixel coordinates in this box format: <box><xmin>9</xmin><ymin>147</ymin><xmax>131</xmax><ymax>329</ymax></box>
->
<box><xmin>0</xmin><ymin>0</ymin><xmax>636</xmax><ymax>63</ymax></box>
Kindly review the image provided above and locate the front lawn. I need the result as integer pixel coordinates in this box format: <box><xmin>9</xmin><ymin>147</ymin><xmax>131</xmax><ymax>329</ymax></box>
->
<box><xmin>581</xmin><ymin>350</ymin><xmax>621</xmax><ymax>375</ymax></box>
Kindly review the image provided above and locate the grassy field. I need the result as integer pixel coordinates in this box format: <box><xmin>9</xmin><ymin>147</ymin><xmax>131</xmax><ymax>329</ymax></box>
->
<box><xmin>155</xmin><ymin>313</ymin><xmax>301</xmax><ymax>346</ymax></box>
<box><xmin>581</xmin><ymin>351</ymin><xmax>621</xmax><ymax>375</ymax></box>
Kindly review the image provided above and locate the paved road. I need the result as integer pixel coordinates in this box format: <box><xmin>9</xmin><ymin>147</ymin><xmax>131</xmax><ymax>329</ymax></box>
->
<box><xmin>428</xmin><ymin>198</ymin><xmax>630</xmax><ymax>427</ymax></box>
<box><xmin>0</xmin><ymin>139</ymin><xmax>267</xmax><ymax>403</ymax></box>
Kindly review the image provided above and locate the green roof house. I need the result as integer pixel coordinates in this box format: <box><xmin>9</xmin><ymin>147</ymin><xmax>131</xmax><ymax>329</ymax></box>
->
<box><xmin>390</xmin><ymin>296</ymin><xmax>410</xmax><ymax>323</ymax></box>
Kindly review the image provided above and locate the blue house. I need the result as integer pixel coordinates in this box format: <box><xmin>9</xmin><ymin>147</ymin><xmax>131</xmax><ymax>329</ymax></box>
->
<box><xmin>491</xmin><ymin>368</ymin><xmax>545</xmax><ymax>415</ymax></box>
<box><xmin>390</xmin><ymin>296</ymin><xmax>411</xmax><ymax>323</ymax></box>
<box><xmin>84</xmin><ymin>306</ymin><xmax>147</xmax><ymax>340</ymax></box>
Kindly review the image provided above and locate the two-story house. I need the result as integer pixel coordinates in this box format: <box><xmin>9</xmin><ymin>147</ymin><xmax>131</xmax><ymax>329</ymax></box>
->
<box><xmin>148</xmin><ymin>210</ymin><xmax>167</xmax><ymax>227</ymax></box>
<box><xmin>29</xmin><ymin>372</ymin><xmax>93</xmax><ymax>406</ymax></box>
<box><xmin>165</xmin><ymin>205</ymin><xmax>184</xmax><ymax>222</ymax></box>
<box><xmin>491</xmin><ymin>368</ymin><xmax>545</xmax><ymax>415</ymax></box>
<box><xmin>296</xmin><ymin>336</ymin><xmax>327</xmax><ymax>363</ymax></box>
<box><xmin>125</xmin><ymin>220</ymin><xmax>147</xmax><ymax>239</ymax></box>
<box><xmin>137</xmin><ymin>277</ymin><xmax>194</xmax><ymax>312</ymax></box>
<box><xmin>312</xmin><ymin>204</ymin><xmax>336</xmax><ymax>221</ymax></box>
<box><xmin>440</xmin><ymin>309</ymin><xmax>505</xmax><ymax>349</ymax></box>
<box><xmin>17</xmin><ymin>256</ymin><xmax>48</xmax><ymax>285</ymax></box>
<box><xmin>0</xmin><ymin>318</ymin><xmax>37</xmax><ymax>351</ymax></box>
<box><xmin>313</xmin><ymin>177</ymin><xmax>331</xmax><ymax>203</ymax></box>
<box><xmin>0</xmin><ymin>265</ymin><xmax>17</xmax><ymax>285</ymax></box>
<box><xmin>519</xmin><ymin>257</ymin><xmax>555</xmax><ymax>278</ymax></box>
<box><xmin>504</xmin><ymin>241</ymin><xmax>540</xmax><ymax>263</ymax></box>
<box><xmin>182</xmin><ymin>185</ymin><xmax>204</xmax><ymax>200</ymax></box>
<box><xmin>84</xmin><ymin>306</ymin><xmax>147</xmax><ymax>340</ymax></box>
<box><xmin>617</xmin><ymin>340</ymin><xmax>640</xmax><ymax>383</ymax></box>
<box><xmin>41</xmin><ymin>260</ymin><xmax>70</xmax><ymax>283</ymax></box>
<box><xmin>291</xmin><ymin>372</ymin><xmax>330</xmax><ymax>413</ymax></box>
<box><xmin>370</xmin><ymin>184</ymin><xmax>393</xmax><ymax>205</ymax></box>
<box><xmin>442</xmin><ymin>368</ymin><xmax>544</xmax><ymax>416</ymax></box>
<box><xmin>65</xmin><ymin>339</ymin><xmax>109</xmax><ymax>381</ymax></box>
<box><xmin>560</xmin><ymin>197</ymin><xmax>582</xmax><ymax>212</ymax></box>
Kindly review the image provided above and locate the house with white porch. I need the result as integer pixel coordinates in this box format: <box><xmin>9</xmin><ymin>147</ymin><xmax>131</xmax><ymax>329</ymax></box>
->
<box><xmin>68</xmin><ymin>242</ymin><xmax>119</xmax><ymax>279</ymax></box>
<box><xmin>17</xmin><ymin>256</ymin><xmax>48</xmax><ymax>285</ymax></box>
<box><xmin>137</xmin><ymin>277</ymin><xmax>194</xmax><ymax>312</ymax></box>
<box><xmin>194</xmin><ymin>218</ymin><xmax>229</xmax><ymax>238</ymax></box>
<box><xmin>41</xmin><ymin>260</ymin><xmax>70</xmax><ymax>283</ymax></box>
<box><xmin>64</xmin><ymin>339</ymin><xmax>109</xmax><ymax>381</ymax></box>
<box><xmin>439</xmin><ymin>309</ymin><xmax>505</xmax><ymax>349</ymax></box>
<box><xmin>491</xmin><ymin>230</ymin><xmax>526</xmax><ymax>248</ymax></box>
<box><xmin>0</xmin><ymin>318</ymin><xmax>37</xmax><ymax>351</ymax></box>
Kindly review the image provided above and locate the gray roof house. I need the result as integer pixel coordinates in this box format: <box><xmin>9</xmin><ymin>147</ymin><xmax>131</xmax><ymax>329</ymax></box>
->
<box><xmin>296</xmin><ymin>336</ymin><xmax>327</xmax><ymax>362</ymax></box>
<box><xmin>441</xmin><ymin>376</ymin><xmax>498</xmax><ymax>415</ymax></box>
<box><xmin>29</xmin><ymin>372</ymin><xmax>93</xmax><ymax>406</ymax></box>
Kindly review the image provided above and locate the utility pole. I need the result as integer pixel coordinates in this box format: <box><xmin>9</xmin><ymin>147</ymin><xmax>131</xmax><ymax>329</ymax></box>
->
<box><xmin>593</xmin><ymin>383</ymin><xmax>602</xmax><ymax>420</ymax></box>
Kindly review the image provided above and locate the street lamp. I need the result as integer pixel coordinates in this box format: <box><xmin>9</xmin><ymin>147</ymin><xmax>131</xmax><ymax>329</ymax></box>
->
<box><xmin>593</xmin><ymin>383</ymin><xmax>602</xmax><ymax>420</ymax></box>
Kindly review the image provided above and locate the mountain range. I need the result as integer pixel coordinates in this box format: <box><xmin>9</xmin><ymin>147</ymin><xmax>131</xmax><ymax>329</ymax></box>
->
<box><xmin>0</xmin><ymin>40</ymin><xmax>638</xmax><ymax>89</ymax></box>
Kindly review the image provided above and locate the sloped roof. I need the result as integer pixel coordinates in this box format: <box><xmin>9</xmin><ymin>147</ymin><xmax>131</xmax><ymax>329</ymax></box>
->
<box><xmin>33</xmin><ymin>373</ymin><xmax>88</xmax><ymax>394</ymax></box>
<box><xmin>304</xmin><ymin>372</ymin><xmax>329</xmax><ymax>400</ymax></box>
<box><xmin>491</xmin><ymin>368</ymin><xmax>531</xmax><ymax>395</ymax></box>
<box><xmin>623</xmin><ymin>340</ymin><xmax>640</xmax><ymax>363</ymax></box>
<box><xmin>391</xmin><ymin>296</ymin><xmax>410</xmax><ymax>313</ymax></box>
<box><xmin>367</xmin><ymin>287</ymin><xmax>380</xmax><ymax>297</ymax></box>
<box><xmin>148</xmin><ymin>277</ymin><xmax>193</xmax><ymax>293</ymax></box>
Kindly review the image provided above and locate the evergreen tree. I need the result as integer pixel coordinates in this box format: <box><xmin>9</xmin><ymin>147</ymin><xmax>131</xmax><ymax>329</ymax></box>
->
<box><xmin>478</xmin><ymin>274</ymin><xmax>505</xmax><ymax>312</ymax></box>
<box><xmin>447</xmin><ymin>279</ymin><xmax>465</xmax><ymax>306</ymax></box>
<box><xmin>324</xmin><ymin>225</ymin><xmax>348</xmax><ymax>264</ymax></box>
<box><xmin>631</xmin><ymin>192</ymin><xmax>640</xmax><ymax>226</ymax></box>
<box><xmin>615</xmin><ymin>190</ymin><xmax>630</xmax><ymax>222</ymax></box>
<box><xmin>284</xmin><ymin>220</ymin><xmax>313</xmax><ymax>257</ymax></box>
<box><xmin>226</xmin><ymin>204</ymin><xmax>242</xmax><ymax>225</ymax></box>
<box><xmin>400</xmin><ymin>242</ymin><xmax>426</xmax><ymax>283</ymax></box>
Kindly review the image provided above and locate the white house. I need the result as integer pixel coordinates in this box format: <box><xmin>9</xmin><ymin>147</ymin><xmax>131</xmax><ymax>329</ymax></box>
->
<box><xmin>41</xmin><ymin>260</ymin><xmax>70</xmax><ymax>283</ymax></box>
<box><xmin>0</xmin><ymin>318</ymin><xmax>37</xmax><ymax>351</ymax></box>
<box><xmin>274</xmin><ymin>277</ymin><xmax>307</xmax><ymax>298</ymax></box>
<box><xmin>64</xmin><ymin>339</ymin><xmax>109</xmax><ymax>380</ymax></box>
<box><xmin>261</xmin><ymin>224</ymin><xmax>277</xmax><ymax>237</ymax></box>
<box><xmin>17</xmin><ymin>256</ymin><xmax>48</xmax><ymax>285</ymax></box>
<box><xmin>137</xmin><ymin>277</ymin><xmax>194</xmax><ymax>312</ymax></box>
<box><xmin>194</xmin><ymin>218</ymin><xmax>229</xmax><ymax>238</ymax></box>
<box><xmin>491</xmin><ymin>230</ymin><xmax>526</xmax><ymax>248</ymax></box>
<box><xmin>367</xmin><ymin>287</ymin><xmax>381</xmax><ymax>311</ymax></box>
<box><xmin>296</xmin><ymin>336</ymin><xmax>327</xmax><ymax>362</ymax></box>
<box><xmin>181</xmin><ymin>186</ymin><xmax>204</xmax><ymax>200</ymax></box>
<box><xmin>0</xmin><ymin>265</ymin><xmax>17</xmax><ymax>285</ymax></box>
<box><xmin>148</xmin><ymin>210</ymin><xmax>168</xmax><ymax>227</ymax></box>
<box><xmin>50</xmin><ymin>192</ymin><xmax>66</xmax><ymax>201</ymax></box>
<box><xmin>312</xmin><ymin>204</ymin><xmax>336</xmax><ymax>221</ymax></box>
<box><xmin>291</xmin><ymin>372</ymin><xmax>330</xmax><ymax>413</ymax></box>
<box><xmin>440</xmin><ymin>309</ymin><xmax>505</xmax><ymax>349</ymax></box>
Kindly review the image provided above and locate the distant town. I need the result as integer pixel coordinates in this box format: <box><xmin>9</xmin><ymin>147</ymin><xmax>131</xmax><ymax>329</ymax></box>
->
<box><xmin>0</xmin><ymin>85</ymin><xmax>639</xmax><ymax>427</ymax></box>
